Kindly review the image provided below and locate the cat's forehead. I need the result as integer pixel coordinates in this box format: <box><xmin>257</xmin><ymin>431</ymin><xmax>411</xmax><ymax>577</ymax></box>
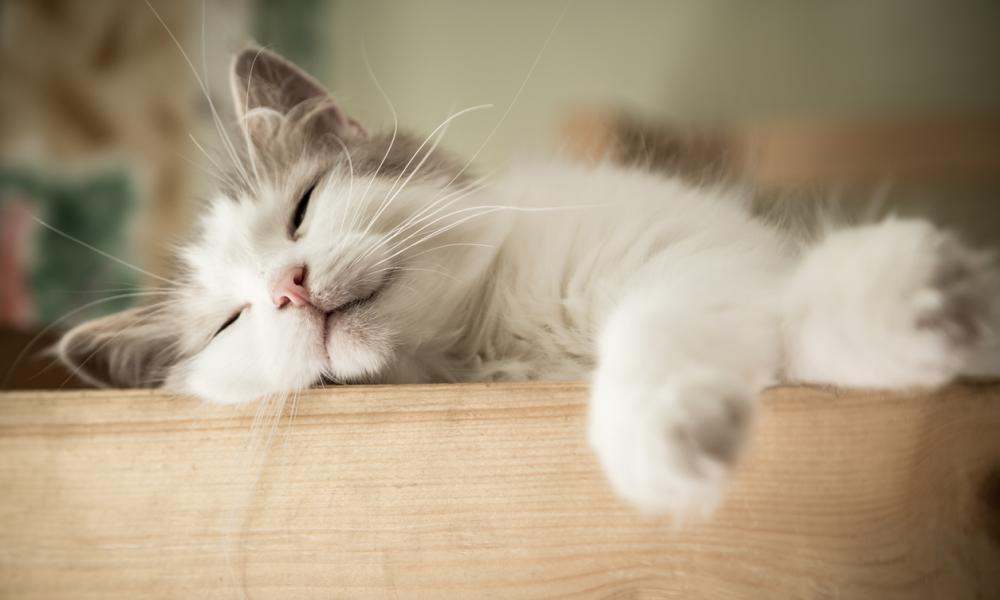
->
<box><xmin>199</xmin><ymin>156</ymin><xmax>325</xmax><ymax>243</ymax></box>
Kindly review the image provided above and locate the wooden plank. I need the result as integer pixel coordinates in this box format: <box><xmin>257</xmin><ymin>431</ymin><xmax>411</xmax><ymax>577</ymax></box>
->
<box><xmin>1</xmin><ymin>382</ymin><xmax>999</xmax><ymax>599</ymax></box>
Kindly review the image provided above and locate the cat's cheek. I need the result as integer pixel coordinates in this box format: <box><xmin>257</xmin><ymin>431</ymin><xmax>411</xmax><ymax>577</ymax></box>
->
<box><xmin>325</xmin><ymin>309</ymin><xmax>394</xmax><ymax>380</ymax></box>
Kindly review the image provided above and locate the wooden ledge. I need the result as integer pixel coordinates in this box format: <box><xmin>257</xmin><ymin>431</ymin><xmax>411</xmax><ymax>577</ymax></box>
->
<box><xmin>2</xmin><ymin>382</ymin><xmax>1000</xmax><ymax>598</ymax></box>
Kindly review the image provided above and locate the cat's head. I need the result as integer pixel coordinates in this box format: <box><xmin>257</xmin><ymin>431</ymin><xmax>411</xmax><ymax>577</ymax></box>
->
<box><xmin>57</xmin><ymin>49</ymin><xmax>506</xmax><ymax>403</ymax></box>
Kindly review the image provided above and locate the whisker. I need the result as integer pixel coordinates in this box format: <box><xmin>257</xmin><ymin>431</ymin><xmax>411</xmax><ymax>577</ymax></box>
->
<box><xmin>239</xmin><ymin>46</ymin><xmax>274</xmax><ymax>191</ymax></box>
<box><xmin>378</xmin><ymin>175</ymin><xmax>494</xmax><ymax>249</ymax></box>
<box><xmin>312</xmin><ymin>133</ymin><xmax>356</xmax><ymax>232</ymax></box>
<box><xmin>348</xmin><ymin>176</ymin><xmax>493</xmax><ymax>269</ymax></box>
<box><xmin>143</xmin><ymin>0</ymin><xmax>256</xmax><ymax>194</ymax></box>
<box><xmin>371</xmin><ymin>265</ymin><xmax>457</xmax><ymax>282</ymax></box>
<box><xmin>365</xmin><ymin>184</ymin><xmax>496</xmax><ymax>262</ymax></box>
<box><xmin>402</xmin><ymin>242</ymin><xmax>497</xmax><ymax>262</ymax></box>
<box><xmin>46</xmin><ymin>287</ymin><xmax>172</xmax><ymax>295</ymax></box>
<box><xmin>347</xmin><ymin>45</ymin><xmax>400</xmax><ymax>236</ymax></box>
<box><xmin>187</xmin><ymin>134</ymin><xmax>228</xmax><ymax>171</ymax></box>
<box><xmin>30</xmin><ymin>216</ymin><xmax>178</xmax><ymax>286</ymax></box>
<box><xmin>360</xmin><ymin>104</ymin><xmax>493</xmax><ymax>240</ymax></box>
<box><xmin>444</xmin><ymin>2</ymin><xmax>570</xmax><ymax>189</ymax></box>
<box><xmin>285</xmin><ymin>389</ymin><xmax>302</xmax><ymax>440</ymax></box>
<box><xmin>56</xmin><ymin>301</ymin><xmax>176</xmax><ymax>389</ymax></box>
<box><xmin>374</xmin><ymin>203</ymin><xmax>601</xmax><ymax>270</ymax></box>
<box><xmin>2</xmin><ymin>292</ymin><xmax>175</xmax><ymax>388</ymax></box>
<box><xmin>175</xmin><ymin>148</ymin><xmax>239</xmax><ymax>189</ymax></box>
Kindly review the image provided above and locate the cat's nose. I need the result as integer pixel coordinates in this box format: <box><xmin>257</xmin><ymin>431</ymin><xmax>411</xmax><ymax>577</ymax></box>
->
<box><xmin>272</xmin><ymin>266</ymin><xmax>312</xmax><ymax>309</ymax></box>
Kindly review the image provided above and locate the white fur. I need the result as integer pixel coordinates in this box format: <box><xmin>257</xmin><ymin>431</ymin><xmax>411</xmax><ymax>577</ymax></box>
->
<box><xmin>174</xmin><ymin>159</ymin><xmax>998</xmax><ymax>516</ymax></box>
<box><xmin>783</xmin><ymin>219</ymin><xmax>1000</xmax><ymax>388</ymax></box>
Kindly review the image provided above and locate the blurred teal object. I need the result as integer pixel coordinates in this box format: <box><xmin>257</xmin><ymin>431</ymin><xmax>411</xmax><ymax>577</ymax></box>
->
<box><xmin>254</xmin><ymin>0</ymin><xmax>330</xmax><ymax>81</ymax></box>
<box><xmin>0</xmin><ymin>167</ymin><xmax>138</xmax><ymax>327</ymax></box>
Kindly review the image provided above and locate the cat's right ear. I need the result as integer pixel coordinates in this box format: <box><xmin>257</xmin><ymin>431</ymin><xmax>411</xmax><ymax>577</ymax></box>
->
<box><xmin>57</xmin><ymin>305</ymin><xmax>180</xmax><ymax>389</ymax></box>
<box><xmin>229</xmin><ymin>48</ymin><xmax>365</xmax><ymax>143</ymax></box>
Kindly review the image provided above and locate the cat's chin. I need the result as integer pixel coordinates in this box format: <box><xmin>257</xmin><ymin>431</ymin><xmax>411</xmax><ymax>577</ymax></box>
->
<box><xmin>323</xmin><ymin>306</ymin><xmax>393</xmax><ymax>381</ymax></box>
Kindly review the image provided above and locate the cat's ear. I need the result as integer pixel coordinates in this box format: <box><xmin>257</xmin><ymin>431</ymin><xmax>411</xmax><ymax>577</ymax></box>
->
<box><xmin>57</xmin><ymin>305</ymin><xmax>180</xmax><ymax>389</ymax></box>
<box><xmin>229</xmin><ymin>48</ymin><xmax>365</xmax><ymax>142</ymax></box>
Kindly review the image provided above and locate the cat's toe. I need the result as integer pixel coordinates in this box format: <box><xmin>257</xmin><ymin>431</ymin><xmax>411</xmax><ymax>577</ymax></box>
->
<box><xmin>903</xmin><ymin>234</ymin><xmax>1000</xmax><ymax>384</ymax></box>
<box><xmin>588</xmin><ymin>370</ymin><xmax>754</xmax><ymax>519</ymax></box>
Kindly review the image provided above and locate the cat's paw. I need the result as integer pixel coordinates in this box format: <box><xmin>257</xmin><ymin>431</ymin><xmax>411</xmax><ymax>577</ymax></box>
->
<box><xmin>786</xmin><ymin>219</ymin><xmax>1000</xmax><ymax>387</ymax></box>
<box><xmin>887</xmin><ymin>225</ymin><xmax>999</xmax><ymax>385</ymax></box>
<box><xmin>588</xmin><ymin>368</ymin><xmax>754</xmax><ymax>519</ymax></box>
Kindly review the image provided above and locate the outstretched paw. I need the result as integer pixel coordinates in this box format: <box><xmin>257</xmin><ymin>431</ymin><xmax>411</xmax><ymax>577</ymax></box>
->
<box><xmin>588</xmin><ymin>369</ymin><xmax>754</xmax><ymax>519</ymax></box>
<box><xmin>785</xmin><ymin>219</ymin><xmax>1000</xmax><ymax>387</ymax></box>
<box><xmin>897</xmin><ymin>226</ymin><xmax>999</xmax><ymax>385</ymax></box>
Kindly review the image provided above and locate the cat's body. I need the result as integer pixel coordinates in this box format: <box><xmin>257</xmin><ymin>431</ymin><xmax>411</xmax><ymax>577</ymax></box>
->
<box><xmin>59</xmin><ymin>49</ymin><xmax>1000</xmax><ymax>518</ymax></box>
<box><xmin>451</xmin><ymin>162</ymin><xmax>789</xmax><ymax>386</ymax></box>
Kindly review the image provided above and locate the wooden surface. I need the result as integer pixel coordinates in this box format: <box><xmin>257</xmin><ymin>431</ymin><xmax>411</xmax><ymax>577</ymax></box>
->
<box><xmin>2</xmin><ymin>382</ymin><xmax>1000</xmax><ymax>599</ymax></box>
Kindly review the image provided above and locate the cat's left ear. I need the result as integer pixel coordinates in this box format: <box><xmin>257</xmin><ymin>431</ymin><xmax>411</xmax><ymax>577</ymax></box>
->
<box><xmin>229</xmin><ymin>48</ymin><xmax>365</xmax><ymax>141</ymax></box>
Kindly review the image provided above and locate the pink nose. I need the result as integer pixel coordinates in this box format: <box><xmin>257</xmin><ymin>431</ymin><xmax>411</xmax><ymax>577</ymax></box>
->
<box><xmin>272</xmin><ymin>266</ymin><xmax>312</xmax><ymax>309</ymax></box>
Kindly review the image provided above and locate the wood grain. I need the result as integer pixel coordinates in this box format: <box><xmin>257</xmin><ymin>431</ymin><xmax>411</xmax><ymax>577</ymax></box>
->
<box><xmin>2</xmin><ymin>382</ymin><xmax>999</xmax><ymax>599</ymax></box>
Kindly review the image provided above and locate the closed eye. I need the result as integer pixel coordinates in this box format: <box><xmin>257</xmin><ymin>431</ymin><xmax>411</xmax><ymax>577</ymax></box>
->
<box><xmin>290</xmin><ymin>182</ymin><xmax>316</xmax><ymax>236</ymax></box>
<box><xmin>212</xmin><ymin>310</ymin><xmax>243</xmax><ymax>338</ymax></box>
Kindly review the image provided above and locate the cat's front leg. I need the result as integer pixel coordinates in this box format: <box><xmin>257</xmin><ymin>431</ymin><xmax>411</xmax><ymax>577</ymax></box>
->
<box><xmin>783</xmin><ymin>218</ymin><xmax>1000</xmax><ymax>388</ymax></box>
<box><xmin>588</xmin><ymin>287</ymin><xmax>780</xmax><ymax>518</ymax></box>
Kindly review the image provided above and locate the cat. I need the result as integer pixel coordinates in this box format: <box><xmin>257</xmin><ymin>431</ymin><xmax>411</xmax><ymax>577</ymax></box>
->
<box><xmin>57</xmin><ymin>48</ymin><xmax>1000</xmax><ymax>518</ymax></box>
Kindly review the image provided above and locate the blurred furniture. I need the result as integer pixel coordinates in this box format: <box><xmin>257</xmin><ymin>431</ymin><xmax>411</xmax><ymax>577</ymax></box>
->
<box><xmin>561</xmin><ymin>111</ymin><xmax>1000</xmax><ymax>187</ymax></box>
<box><xmin>0</xmin><ymin>328</ymin><xmax>84</xmax><ymax>390</ymax></box>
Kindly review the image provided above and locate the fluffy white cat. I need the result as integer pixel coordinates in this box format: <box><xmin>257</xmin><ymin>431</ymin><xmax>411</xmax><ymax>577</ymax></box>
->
<box><xmin>59</xmin><ymin>49</ymin><xmax>1000</xmax><ymax>517</ymax></box>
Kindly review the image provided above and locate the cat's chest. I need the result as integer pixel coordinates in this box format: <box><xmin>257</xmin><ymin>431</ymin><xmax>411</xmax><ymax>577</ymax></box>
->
<box><xmin>460</xmin><ymin>263</ymin><xmax>604</xmax><ymax>382</ymax></box>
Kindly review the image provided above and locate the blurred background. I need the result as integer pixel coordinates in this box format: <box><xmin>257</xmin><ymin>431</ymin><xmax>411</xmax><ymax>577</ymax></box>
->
<box><xmin>1</xmin><ymin>0</ymin><xmax>999</xmax><ymax>387</ymax></box>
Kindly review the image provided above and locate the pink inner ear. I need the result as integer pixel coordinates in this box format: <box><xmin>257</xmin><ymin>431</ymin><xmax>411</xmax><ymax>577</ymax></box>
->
<box><xmin>231</xmin><ymin>48</ymin><xmax>369</xmax><ymax>143</ymax></box>
<box><xmin>291</xmin><ymin>101</ymin><xmax>367</xmax><ymax>143</ymax></box>
<box><xmin>346</xmin><ymin>117</ymin><xmax>368</xmax><ymax>138</ymax></box>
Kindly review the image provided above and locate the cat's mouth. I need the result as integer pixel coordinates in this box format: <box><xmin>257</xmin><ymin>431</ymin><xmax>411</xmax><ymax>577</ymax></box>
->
<box><xmin>320</xmin><ymin>271</ymin><xmax>394</xmax><ymax>345</ymax></box>
<box><xmin>321</xmin><ymin>267</ymin><xmax>397</xmax><ymax>318</ymax></box>
<box><xmin>317</xmin><ymin>268</ymin><xmax>400</xmax><ymax>379</ymax></box>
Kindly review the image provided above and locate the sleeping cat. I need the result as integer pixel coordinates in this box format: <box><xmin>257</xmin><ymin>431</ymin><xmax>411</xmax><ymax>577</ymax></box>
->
<box><xmin>58</xmin><ymin>49</ymin><xmax>1000</xmax><ymax>517</ymax></box>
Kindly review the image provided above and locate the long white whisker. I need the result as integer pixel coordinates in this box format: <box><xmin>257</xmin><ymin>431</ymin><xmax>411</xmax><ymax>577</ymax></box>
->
<box><xmin>2</xmin><ymin>292</ymin><xmax>175</xmax><ymax>388</ymax></box>
<box><xmin>238</xmin><ymin>46</ymin><xmax>271</xmax><ymax>191</ymax></box>
<box><xmin>144</xmin><ymin>0</ymin><xmax>255</xmax><ymax>194</ymax></box>
<box><xmin>360</xmin><ymin>104</ymin><xmax>493</xmax><ymax>239</ymax></box>
<box><xmin>365</xmin><ymin>185</ymin><xmax>496</xmax><ymax>262</ymax></box>
<box><xmin>175</xmin><ymin>149</ymin><xmax>238</xmax><ymax>189</ymax></box>
<box><xmin>371</xmin><ymin>265</ymin><xmax>457</xmax><ymax>282</ymax></box>
<box><xmin>384</xmin><ymin>176</ymin><xmax>494</xmax><ymax>244</ymax></box>
<box><xmin>31</xmin><ymin>216</ymin><xmax>178</xmax><ymax>286</ymax></box>
<box><xmin>57</xmin><ymin>301</ymin><xmax>176</xmax><ymax>388</ymax></box>
<box><xmin>348</xmin><ymin>176</ymin><xmax>493</xmax><ymax>269</ymax></box>
<box><xmin>314</xmin><ymin>134</ymin><xmax>356</xmax><ymax>233</ymax></box>
<box><xmin>347</xmin><ymin>45</ymin><xmax>400</xmax><ymax>235</ymax></box>
<box><xmin>402</xmin><ymin>242</ymin><xmax>496</xmax><ymax>262</ymax></box>
<box><xmin>188</xmin><ymin>134</ymin><xmax>237</xmax><ymax>185</ymax></box>
<box><xmin>349</xmin><ymin>180</ymin><xmax>485</xmax><ymax>266</ymax></box>
<box><xmin>374</xmin><ymin>203</ymin><xmax>599</xmax><ymax>270</ymax></box>
<box><xmin>371</xmin><ymin>207</ymin><xmax>507</xmax><ymax>269</ymax></box>
<box><xmin>445</xmin><ymin>3</ymin><xmax>570</xmax><ymax>188</ymax></box>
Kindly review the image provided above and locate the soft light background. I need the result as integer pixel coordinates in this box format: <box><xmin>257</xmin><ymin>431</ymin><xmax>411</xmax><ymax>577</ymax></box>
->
<box><xmin>325</xmin><ymin>0</ymin><xmax>1000</xmax><ymax>167</ymax></box>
